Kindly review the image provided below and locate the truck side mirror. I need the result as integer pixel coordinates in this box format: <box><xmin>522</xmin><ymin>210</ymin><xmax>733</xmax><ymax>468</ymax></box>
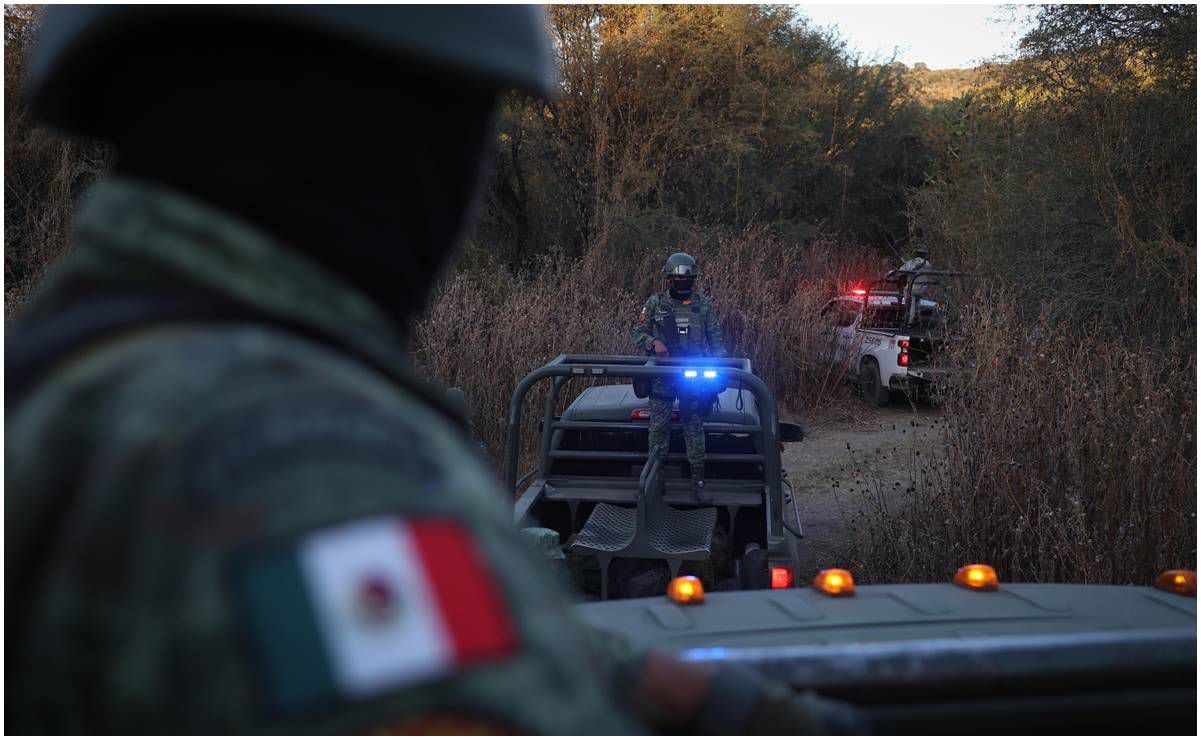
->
<box><xmin>779</xmin><ymin>421</ymin><xmax>805</xmax><ymax>443</ymax></box>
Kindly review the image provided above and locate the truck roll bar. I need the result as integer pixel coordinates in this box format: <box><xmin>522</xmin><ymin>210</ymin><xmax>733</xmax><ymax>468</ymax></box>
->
<box><xmin>503</xmin><ymin>354</ymin><xmax>785</xmax><ymax>540</ymax></box>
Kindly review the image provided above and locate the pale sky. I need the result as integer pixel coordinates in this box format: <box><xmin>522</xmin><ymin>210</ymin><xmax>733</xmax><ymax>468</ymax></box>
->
<box><xmin>796</xmin><ymin>4</ymin><xmax>1036</xmax><ymax>70</ymax></box>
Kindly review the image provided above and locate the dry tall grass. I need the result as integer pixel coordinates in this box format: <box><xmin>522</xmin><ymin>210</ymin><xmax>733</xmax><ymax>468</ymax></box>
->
<box><xmin>4</xmin><ymin>6</ymin><xmax>112</xmax><ymax>319</ymax></box>
<box><xmin>841</xmin><ymin>293</ymin><xmax>1196</xmax><ymax>584</ymax></box>
<box><xmin>413</xmin><ymin>231</ymin><xmax>880</xmax><ymax>474</ymax></box>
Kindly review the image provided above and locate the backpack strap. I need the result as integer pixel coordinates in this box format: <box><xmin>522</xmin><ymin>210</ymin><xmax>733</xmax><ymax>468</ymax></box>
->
<box><xmin>5</xmin><ymin>290</ymin><xmax>469</xmax><ymax>433</ymax></box>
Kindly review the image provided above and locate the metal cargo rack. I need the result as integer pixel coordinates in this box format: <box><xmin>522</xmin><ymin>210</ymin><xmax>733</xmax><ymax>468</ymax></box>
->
<box><xmin>864</xmin><ymin>269</ymin><xmax>964</xmax><ymax>333</ymax></box>
<box><xmin>505</xmin><ymin>355</ymin><xmax>790</xmax><ymax>598</ymax></box>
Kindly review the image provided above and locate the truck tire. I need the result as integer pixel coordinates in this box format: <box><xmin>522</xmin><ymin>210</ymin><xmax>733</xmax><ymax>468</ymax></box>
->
<box><xmin>860</xmin><ymin>357</ymin><xmax>891</xmax><ymax>407</ymax></box>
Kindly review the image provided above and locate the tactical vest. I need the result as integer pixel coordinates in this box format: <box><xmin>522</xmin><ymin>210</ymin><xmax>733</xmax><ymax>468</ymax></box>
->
<box><xmin>653</xmin><ymin>293</ymin><xmax>707</xmax><ymax>357</ymax></box>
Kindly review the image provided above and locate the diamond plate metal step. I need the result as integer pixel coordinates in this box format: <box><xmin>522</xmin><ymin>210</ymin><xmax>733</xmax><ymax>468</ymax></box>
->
<box><xmin>574</xmin><ymin>503</ymin><xmax>717</xmax><ymax>557</ymax></box>
<box><xmin>571</xmin><ymin>455</ymin><xmax>717</xmax><ymax>599</ymax></box>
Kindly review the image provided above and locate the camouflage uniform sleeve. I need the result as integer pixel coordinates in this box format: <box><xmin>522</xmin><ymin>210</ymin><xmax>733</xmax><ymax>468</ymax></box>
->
<box><xmin>703</xmin><ymin>298</ymin><xmax>726</xmax><ymax>357</ymax></box>
<box><xmin>5</xmin><ymin>331</ymin><xmax>642</xmax><ymax>735</ymax></box>
<box><xmin>205</xmin><ymin>397</ymin><xmax>636</xmax><ymax>734</ymax></box>
<box><xmin>632</xmin><ymin>295</ymin><xmax>659</xmax><ymax>353</ymax></box>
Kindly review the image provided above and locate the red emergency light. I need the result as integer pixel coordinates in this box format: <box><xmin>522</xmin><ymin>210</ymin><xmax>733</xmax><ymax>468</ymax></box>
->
<box><xmin>770</xmin><ymin>566</ymin><xmax>794</xmax><ymax>589</ymax></box>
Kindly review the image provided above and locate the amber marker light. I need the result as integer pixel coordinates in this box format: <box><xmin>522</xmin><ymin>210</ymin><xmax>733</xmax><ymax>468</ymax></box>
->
<box><xmin>813</xmin><ymin>568</ymin><xmax>855</xmax><ymax>596</ymax></box>
<box><xmin>954</xmin><ymin>564</ymin><xmax>999</xmax><ymax>591</ymax></box>
<box><xmin>1153</xmin><ymin>569</ymin><xmax>1196</xmax><ymax>597</ymax></box>
<box><xmin>666</xmin><ymin>575</ymin><xmax>705</xmax><ymax>605</ymax></box>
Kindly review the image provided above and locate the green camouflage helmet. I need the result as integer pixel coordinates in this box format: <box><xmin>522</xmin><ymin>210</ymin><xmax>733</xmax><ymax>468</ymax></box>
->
<box><xmin>28</xmin><ymin>6</ymin><xmax>557</xmax><ymax>136</ymax></box>
<box><xmin>661</xmin><ymin>252</ymin><xmax>699</xmax><ymax>278</ymax></box>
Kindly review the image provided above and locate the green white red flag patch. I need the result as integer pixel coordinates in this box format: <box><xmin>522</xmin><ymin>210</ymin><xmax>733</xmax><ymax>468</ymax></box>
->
<box><xmin>237</xmin><ymin>517</ymin><xmax>518</xmax><ymax>712</ymax></box>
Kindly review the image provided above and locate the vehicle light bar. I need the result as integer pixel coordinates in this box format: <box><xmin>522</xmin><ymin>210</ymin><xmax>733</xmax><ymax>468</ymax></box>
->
<box><xmin>770</xmin><ymin>566</ymin><xmax>794</xmax><ymax>589</ymax></box>
<box><xmin>667</xmin><ymin>575</ymin><xmax>705</xmax><ymax>605</ymax></box>
<box><xmin>813</xmin><ymin>568</ymin><xmax>855</xmax><ymax>596</ymax></box>
<box><xmin>953</xmin><ymin>564</ymin><xmax>999</xmax><ymax>591</ymax></box>
<box><xmin>1154</xmin><ymin>569</ymin><xmax>1196</xmax><ymax>597</ymax></box>
<box><xmin>683</xmin><ymin>370</ymin><xmax>698</xmax><ymax>378</ymax></box>
<box><xmin>703</xmin><ymin>370</ymin><xmax>717</xmax><ymax>379</ymax></box>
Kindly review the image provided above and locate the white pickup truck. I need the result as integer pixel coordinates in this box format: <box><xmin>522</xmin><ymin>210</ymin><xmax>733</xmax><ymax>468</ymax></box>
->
<box><xmin>818</xmin><ymin>287</ymin><xmax>949</xmax><ymax>406</ymax></box>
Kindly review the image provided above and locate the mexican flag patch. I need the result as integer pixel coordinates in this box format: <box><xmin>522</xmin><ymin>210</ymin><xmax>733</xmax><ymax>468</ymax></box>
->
<box><xmin>237</xmin><ymin>517</ymin><xmax>518</xmax><ymax>712</ymax></box>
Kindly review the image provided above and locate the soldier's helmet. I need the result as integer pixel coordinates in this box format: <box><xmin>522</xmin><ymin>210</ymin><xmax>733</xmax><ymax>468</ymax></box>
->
<box><xmin>915</xmin><ymin>243</ymin><xmax>930</xmax><ymax>258</ymax></box>
<box><xmin>27</xmin><ymin>6</ymin><xmax>556</xmax><ymax>136</ymax></box>
<box><xmin>662</xmin><ymin>252</ymin><xmax>699</xmax><ymax>296</ymax></box>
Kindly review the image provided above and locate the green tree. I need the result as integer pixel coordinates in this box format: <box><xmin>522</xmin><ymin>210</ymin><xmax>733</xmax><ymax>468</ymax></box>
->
<box><xmin>908</xmin><ymin>3</ymin><xmax>1195</xmax><ymax>340</ymax></box>
<box><xmin>471</xmin><ymin>5</ymin><xmax>929</xmax><ymax>271</ymax></box>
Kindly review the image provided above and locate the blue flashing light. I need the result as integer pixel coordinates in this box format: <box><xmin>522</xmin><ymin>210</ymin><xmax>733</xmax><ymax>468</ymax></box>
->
<box><xmin>680</xmin><ymin>646</ymin><xmax>731</xmax><ymax>662</ymax></box>
<box><xmin>683</xmin><ymin>370</ymin><xmax>698</xmax><ymax>379</ymax></box>
<box><xmin>703</xmin><ymin>370</ymin><xmax>717</xmax><ymax>379</ymax></box>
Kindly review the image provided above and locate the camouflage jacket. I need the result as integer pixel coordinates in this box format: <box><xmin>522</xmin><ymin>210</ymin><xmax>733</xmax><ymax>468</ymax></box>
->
<box><xmin>897</xmin><ymin>256</ymin><xmax>935</xmax><ymax>296</ymax></box>
<box><xmin>632</xmin><ymin>290</ymin><xmax>726</xmax><ymax>358</ymax></box>
<box><xmin>5</xmin><ymin>178</ymin><xmax>645</xmax><ymax>734</ymax></box>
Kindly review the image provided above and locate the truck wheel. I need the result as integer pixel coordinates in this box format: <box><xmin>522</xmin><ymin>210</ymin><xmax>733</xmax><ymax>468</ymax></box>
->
<box><xmin>860</xmin><ymin>358</ymin><xmax>890</xmax><ymax>407</ymax></box>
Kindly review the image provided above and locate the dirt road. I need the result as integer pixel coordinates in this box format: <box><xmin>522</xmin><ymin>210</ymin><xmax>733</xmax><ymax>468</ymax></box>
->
<box><xmin>782</xmin><ymin>398</ymin><xmax>946</xmax><ymax>578</ymax></box>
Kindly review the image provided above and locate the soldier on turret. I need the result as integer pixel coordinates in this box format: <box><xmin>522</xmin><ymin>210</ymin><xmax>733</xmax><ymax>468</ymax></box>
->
<box><xmin>633</xmin><ymin>252</ymin><xmax>726</xmax><ymax>503</ymax></box>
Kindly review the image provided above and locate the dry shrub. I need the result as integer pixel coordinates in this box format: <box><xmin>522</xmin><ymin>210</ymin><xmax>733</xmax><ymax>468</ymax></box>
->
<box><xmin>412</xmin><ymin>248</ymin><xmax>642</xmax><ymax>472</ymax></box>
<box><xmin>699</xmin><ymin>231</ymin><xmax>882</xmax><ymax>414</ymax></box>
<box><xmin>842</xmin><ymin>292</ymin><xmax>1196</xmax><ymax>585</ymax></box>
<box><xmin>413</xmin><ymin>230</ymin><xmax>879</xmax><ymax>477</ymax></box>
<box><xmin>4</xmin><ymin>5</ymin><xmax>112</xmax><ymax>319</ymax></box>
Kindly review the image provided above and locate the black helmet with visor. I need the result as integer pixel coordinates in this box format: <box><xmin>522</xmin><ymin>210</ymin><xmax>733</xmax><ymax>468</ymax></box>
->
<box><xmin>662</xmin><ymin>252</ymin><xmax>698</xmax><ymax>298</ymax></box>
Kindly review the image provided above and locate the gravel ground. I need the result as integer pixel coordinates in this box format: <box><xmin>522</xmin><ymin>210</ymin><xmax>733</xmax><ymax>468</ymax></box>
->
<box><xmin>782</xmin><ymin>396</ymin><xmax>946</xmax><ymax>579</ymax></box>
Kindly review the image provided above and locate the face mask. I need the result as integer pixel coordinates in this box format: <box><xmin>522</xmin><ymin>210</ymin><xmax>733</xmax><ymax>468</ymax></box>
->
<box><xmin>670</xmin><ymin>277</ymin><xmax>695</xmax><ymax>297</ymax></box>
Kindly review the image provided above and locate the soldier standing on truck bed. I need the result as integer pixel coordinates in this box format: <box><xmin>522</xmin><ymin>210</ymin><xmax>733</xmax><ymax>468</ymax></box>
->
<box><xmin>887</xmin><ymin>242</ymin><xmax>935</xmax><ymax>325</ymax></box>
<box><xmin>6</xmin><ymin>6</ymin><xmax>863</xmax><ymax>736</ymax></box>
<box><xmin>633</xmin><ymin>253</ymin><xmax>727</xmax><ymax>503</ymax></box>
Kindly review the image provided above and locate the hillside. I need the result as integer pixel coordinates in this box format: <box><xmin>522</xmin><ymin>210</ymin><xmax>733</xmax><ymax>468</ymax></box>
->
<box><xmin>902</xmin><ymin>63</ymin><xmax>993</xmax><ymax>103</ymax></box>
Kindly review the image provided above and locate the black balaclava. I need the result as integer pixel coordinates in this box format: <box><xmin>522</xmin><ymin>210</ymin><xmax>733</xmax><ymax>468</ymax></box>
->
<box><xmin>104</xmin><ymin>17</ymin><xmax>497</xmax><ymax>325</ymax></box>
<box><xmin>668</xmin><ymin>276</ymin><xmax>695</xmax><ymax>300</ymax></box>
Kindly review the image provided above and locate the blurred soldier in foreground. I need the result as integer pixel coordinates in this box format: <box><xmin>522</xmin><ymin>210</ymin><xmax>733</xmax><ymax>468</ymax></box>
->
<box><xmin>633</xmin><ymin>253</ymin><xmax>726</xmax><ymax>503</ymax></box>
<box><xmin>6</xmin><ymin>7</ymin><xmax>861</xmax><ymax>734</ymax></box>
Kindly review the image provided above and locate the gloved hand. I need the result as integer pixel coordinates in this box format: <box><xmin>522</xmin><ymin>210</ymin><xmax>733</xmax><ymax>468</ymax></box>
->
<box><xmin>625</xmin><ymin>650</ymin><xmax>870</xmax><ymax>735</ymax></box>
<box><xmin>743</xmin><ymin>678</ymin><xmax>871</xmax><ymax>735</ymax></box>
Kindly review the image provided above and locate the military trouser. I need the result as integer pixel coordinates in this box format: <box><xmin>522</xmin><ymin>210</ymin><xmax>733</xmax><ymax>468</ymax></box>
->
<box><xmin>647</xmin><ymin>379</ymin><xmax>708</xmax><ymax>482</ymax></box>
<box><xmin>906</xmin><ymin>289</ymin><xmax>922</xmax><ymax>325</ymax></box>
